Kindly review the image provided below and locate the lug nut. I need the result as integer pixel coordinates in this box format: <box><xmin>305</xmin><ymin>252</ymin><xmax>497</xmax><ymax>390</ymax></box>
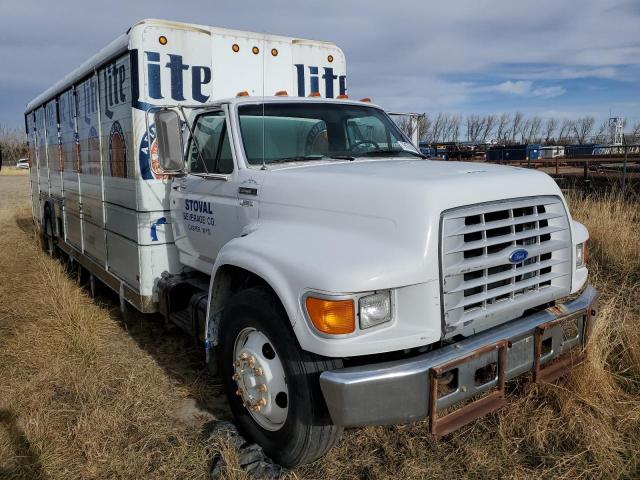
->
<box><xmin>258</xmin><ymin>398</ymin><xmax>267</xmax><ymax>406</ymax></box>
<box><xmin>240</xmin><ymin>352</ymin><xmax>248</xmax><ymax>360</ymax></box>
<box><xmin>257</xmin><ymin>384</ymin><xmax>267</xmax><ymax>393</ymax></box>
<box><xmin>235</xmin><ymin>389</ymin><xmax>242</xmax><ymax>396</ymax></box>
<box><xmin>254</xmin><ymin>367</ymin><xmax>263</xmax><ymax>376</ymax></box>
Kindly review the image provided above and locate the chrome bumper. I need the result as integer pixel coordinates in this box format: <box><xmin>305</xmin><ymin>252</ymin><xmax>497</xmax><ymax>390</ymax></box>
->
<box><xmin>320</xmin><ymin>285</ymin><xmax>598</xmax><ymax>430</ymax></box>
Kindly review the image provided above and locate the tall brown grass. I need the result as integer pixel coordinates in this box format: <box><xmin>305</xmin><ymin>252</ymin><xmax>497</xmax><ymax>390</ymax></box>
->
<box><xmin>0</xmin><ymin>167</ymin><xmax>29</xmax><ymax>176</ymax></box>
<box><xmin>0</xmin><ymin>176</ymin><xmax>638</xmax><ymax>479</ymax></box>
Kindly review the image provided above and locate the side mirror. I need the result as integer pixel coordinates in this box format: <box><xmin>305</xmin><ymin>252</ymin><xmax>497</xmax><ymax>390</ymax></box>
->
<box><xmin>154</xmin><ymin>109</ymin><xmax>184</xmax><ymax>172</ymax></box>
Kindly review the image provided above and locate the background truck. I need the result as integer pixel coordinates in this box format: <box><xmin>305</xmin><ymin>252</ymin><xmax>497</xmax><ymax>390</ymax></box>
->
<box><xmin>26</xmin><ymin>18</ymin><xmax>598</xmax><ymax>467</ymax></box>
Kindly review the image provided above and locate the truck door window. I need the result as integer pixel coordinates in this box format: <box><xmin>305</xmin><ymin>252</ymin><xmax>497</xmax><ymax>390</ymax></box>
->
<box><xmin>188</xmin><ymin>112</ymin><xmax>234</xmax><ymax>174</ymax></box>
<box><xmin>345</xmin><ymin>116</ymin><xmax>393</xmax><ymax>152</ymax></box>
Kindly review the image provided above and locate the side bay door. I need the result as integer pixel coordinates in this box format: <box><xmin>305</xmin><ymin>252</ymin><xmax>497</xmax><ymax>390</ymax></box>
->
<box><xmin>171</xmin><ymin>108</ymin><xmax>240</xmax><ymax>272</ymax></box>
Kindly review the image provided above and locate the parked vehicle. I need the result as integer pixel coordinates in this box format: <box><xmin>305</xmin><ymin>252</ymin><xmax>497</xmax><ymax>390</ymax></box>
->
<box><xmin>16</xmin><ymin>158</ymin><xmax>30</xmax><ymax>169</ymax></box>
<box><xmin>486</xmin><ymin>144</ymin><xmax>541</xmax><ymax>162</ymax></box>
<box><xmin>539</xmin><ymin>146</ymin><xmax>565</xmax><ymax>159</ymax></box>
<box><xmin>565</xmin><ymin>144</ymin><xmax>596</xmax><ymax>157</ymax></box>
<box><xmin>26</xmin><ymin>19</ymin><xmax>598</xmax><ymax>467</ymax></box>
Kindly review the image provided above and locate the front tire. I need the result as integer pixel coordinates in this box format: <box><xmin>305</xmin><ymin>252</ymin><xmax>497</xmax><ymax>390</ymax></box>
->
<box><xmin>218</xmin><ymin>287</ymin><xmax>343</xmax><ymax>467</ymax></box>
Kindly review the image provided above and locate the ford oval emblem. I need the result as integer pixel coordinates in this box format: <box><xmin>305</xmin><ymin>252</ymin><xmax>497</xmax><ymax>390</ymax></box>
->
<box><xmin>509</xmin><ymin>249</ymin><xmax>529</xmax><ymax>263</ymax></box>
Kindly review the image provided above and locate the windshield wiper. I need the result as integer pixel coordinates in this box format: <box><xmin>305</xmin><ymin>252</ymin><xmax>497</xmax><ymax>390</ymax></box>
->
<box><xmin>359</xmin><ymin>149</ymin><xmax>427</xmax><ymax>159</ymax></box>
<box><xmin>267</xmin><ymin>155</ymin><xmax>324</xmax><ymax>164</ymax></box>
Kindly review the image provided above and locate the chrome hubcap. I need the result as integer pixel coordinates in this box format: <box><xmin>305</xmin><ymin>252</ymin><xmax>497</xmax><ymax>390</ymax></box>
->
<box><xmin>232</xmin><ymin>327</ymin><xmax>288</xmax><ymax>431</ymax></box>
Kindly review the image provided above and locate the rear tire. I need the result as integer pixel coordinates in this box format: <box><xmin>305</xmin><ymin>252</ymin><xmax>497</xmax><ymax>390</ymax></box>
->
<box><xmin>43</xmin><ymin>209</ymin><xmax>56</xmax><ymax>257</ymax></box>
<box><xmin>218</xmin><ymin>287</ymin><xmax>343</xmax><ymax>467</ymax></box>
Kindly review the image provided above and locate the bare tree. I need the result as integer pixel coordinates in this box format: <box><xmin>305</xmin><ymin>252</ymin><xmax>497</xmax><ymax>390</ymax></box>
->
<box><xmin>480</xmin><ymin>115</ymin><xmax>496</xmax><ymax>143</ymax></box>
<box><xmin>526</xmin><ymin>116</ymin><xmax>543</xmax><ymax>143</ymax></box>
<box><xmin>0</xmin><ymin>124</ymin><xmax>27</xmax><ymax>165</ymax></box>
<box><xmin>447</xmin><ymin>115</ymin><xmax>461</xmax><ymax>142</ymax></box>
<box><xmin>511</xmin><ymin>112</ymin><xmax>523</xmax><ymax>143</ymax></box>
<box><xmin>631</xmin><ymin>121</ymin><xmax>640</xmax><ymax>143</ymax></box>
<box><xmin>519</xmin><ymin>118</ymin><xmax>531</xmax><ymax>143</ymax></box>
<box><xmin>431</xmin><ymin>113</ymin><xmax>447</xmax><ymax>143</ymax></box>
<box><xmin>593</xmin><ymin>120</ymin><xmax>609</xmax><ymax>144</ymax></box>
<box><xmin>418</xmin><ymin>114</ymin><xmax>432</xmax><ymax>142</ymax></box>
<box><xmin>495</xmin><ymin>113</ymin><xmax>511</xmax><ymax>142</ymax></box>
<box><xmin>557</xmin><ymin>119</ymin><xmax>574</xmax><ymax>144</ymax></box>
<box><xmin>465</xmin><ymin>114</ymin><xmax>484</xmax><ymax>143</ymax></box>
<box><xmin>543</xmin><ymin>117</ymin><xmax>558</xmax><ymax>144</ymax></box>
<box><xmin>572</xmin><ymin>116</ymin><xmax>595</xmax><ymax>144</ymax></box>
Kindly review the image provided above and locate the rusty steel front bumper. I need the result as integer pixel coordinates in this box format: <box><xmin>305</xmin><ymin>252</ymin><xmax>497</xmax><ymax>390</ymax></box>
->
<box><xmin>320</xmin><ymin>285</ymin><xmax>598</xmax><ymax>434</ymax></box>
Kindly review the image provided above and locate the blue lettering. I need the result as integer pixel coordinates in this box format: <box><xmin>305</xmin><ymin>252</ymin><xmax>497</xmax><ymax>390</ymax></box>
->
<box><xmin>295</xmin><ymin>64</ymin><xmax>305</xmax><ymax>97</ymax></box>
<box><xmin>165</xmin><ymin>54</ymin><xmax>189</xmax><ymax>101</ymax></box>
<box><xmin>322</xmin><ymin>67</ymin><xmax>337</xmax><ymax>98</ymax></box>
<box><xmin>309</xmin><ymin>66</ymin><xmax>319</xmax><ymax>94</ymax></box>
<box><xmin>146</xmin><ymin>52</ymin><xmax>163</xmax><ymax>100</ymax></box>
<box><xmin>339</xmin><ymin>75</ymin><xmax>347</xmax><ymax>96</ymax></box>
<box><xmin>192</xmin><ymin>66</ymin><xmax>211</xmax><ymax>103</ymax></box>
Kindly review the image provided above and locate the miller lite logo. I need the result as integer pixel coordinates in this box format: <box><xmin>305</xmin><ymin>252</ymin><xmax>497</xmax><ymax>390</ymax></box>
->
<box><xmin>103</xmin><ymin>61</ymin><xmax>127</xmax><ymax>119</ymax></box>
<box><xmin>145</xmin><ymin>51</ymin><xmax>212</xmax><ymax>103</ymax></box>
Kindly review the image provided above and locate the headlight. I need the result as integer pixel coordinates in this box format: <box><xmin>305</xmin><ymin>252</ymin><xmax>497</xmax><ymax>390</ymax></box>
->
<box><xmin>359</xmin><ymin>291</ymin><xmax>392</xmax><ymax>329</ymax></box>
<box><xmin>576</xmin><ymin>241</ymin><xmax>588</xmax><ymax>268</ymax></box>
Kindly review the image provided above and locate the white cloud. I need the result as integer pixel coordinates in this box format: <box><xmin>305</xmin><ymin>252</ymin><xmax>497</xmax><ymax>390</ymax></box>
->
<box><xmin>0</xmin><ymin>0</ymin><xmax>639</xmax><ymax>125</ymax></box>
<box><xmin>481</xmin><ymin>81</ymin><xmax>566</xmax><ymax>99</ymax></box>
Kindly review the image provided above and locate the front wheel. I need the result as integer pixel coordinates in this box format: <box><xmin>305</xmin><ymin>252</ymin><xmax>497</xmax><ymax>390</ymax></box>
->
<box><xmin>218</xmin><ymin>287</ymin><xmax>343</xmax><ymax>467</ymax></box>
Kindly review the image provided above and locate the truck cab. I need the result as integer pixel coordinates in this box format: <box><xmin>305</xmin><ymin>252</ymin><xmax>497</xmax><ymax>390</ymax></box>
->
<box><xmin>153</xmin><ymin>95</ymin><xmax>597</xmax><ymax>466</ymax></box>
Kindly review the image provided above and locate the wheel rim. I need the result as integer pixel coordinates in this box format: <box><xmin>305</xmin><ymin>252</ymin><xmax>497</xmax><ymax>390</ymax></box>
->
<box><xmin>232</xmin><ymin>327</ymin><xmax>289</xmax><ymax>431</ymax></box>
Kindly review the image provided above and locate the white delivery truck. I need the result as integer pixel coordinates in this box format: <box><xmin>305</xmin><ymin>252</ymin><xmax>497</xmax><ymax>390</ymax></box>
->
<box><xmin>26</xmin><ymin>19</ymin><xmax>598</xmax><ymax>467</ymax></box>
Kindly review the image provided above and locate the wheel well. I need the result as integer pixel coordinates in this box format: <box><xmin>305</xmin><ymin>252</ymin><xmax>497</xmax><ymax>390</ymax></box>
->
<box><xmin>210</xmin><ymin>265</ymin><xmax>280</xmax><ymax>319</ymax></box>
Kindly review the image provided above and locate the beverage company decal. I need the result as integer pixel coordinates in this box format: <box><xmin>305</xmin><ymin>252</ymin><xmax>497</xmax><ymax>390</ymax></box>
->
<box><xmin>183</xmin><ymin>199</ymin><xmax>215</xmax><ymax>236</ymax></box>
<box><xmin>138</xmin><ymin>124</ymin><xmax>167</xmax><ymax>180</ymax></box>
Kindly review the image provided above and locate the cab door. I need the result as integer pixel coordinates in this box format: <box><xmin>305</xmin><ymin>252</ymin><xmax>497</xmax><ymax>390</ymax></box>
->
<box><xmin>171</xmin><ymin>108</ymin><xmax>240</xmax><ymax>272</ymax></box>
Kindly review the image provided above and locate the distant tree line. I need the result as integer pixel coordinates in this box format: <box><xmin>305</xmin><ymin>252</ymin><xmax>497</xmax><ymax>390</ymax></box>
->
<box><xmin>398</xmin><ymin>113</ymin><xmax>640</xmax><ymax>146</ymax></box>
<box><xmin>0</xmin><ymin>124</ymin><xmax>26</xmax><ymax>165</ymax></box>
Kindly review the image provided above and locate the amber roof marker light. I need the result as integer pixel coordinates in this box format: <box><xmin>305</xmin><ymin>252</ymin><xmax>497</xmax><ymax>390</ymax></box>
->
<box><xmin>252</xmin><ymin>46</ymin><xmax>260</xmax><ymax>55</ymax></box>
<box><xmin>158</xmin><ymin>36</ymin><xmax>168</xmax><ymax>45</ymax></box>
<box><xmin>271</xmin><ymin>48</ymin><xmax>279</xmax><ymax>57</ymax></box>
<box><xmin>327</xmin><ymin>54</ymin><xmax>334</xmax><ymax>63</ymax></box>
<box><xmin>232</xmin><ymin>43</ymin><xmax>240</xmax><ymax>53</ymax></box>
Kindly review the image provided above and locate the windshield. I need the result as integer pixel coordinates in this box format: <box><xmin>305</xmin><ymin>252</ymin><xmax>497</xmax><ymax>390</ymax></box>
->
<box><xmin>237</xmin><ymin>102</ymin><xmax>421</xmax><ymax>165</ymax></box>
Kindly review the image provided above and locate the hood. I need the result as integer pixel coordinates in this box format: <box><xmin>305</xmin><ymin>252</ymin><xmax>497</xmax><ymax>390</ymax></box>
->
<box><xmin>260</xmin><ymin>159</ymin><xmax>562</xmax><ymax>216</ymax></box>
<box><xmin>255</xmin><ymin>159</ymin><xmax>566</xmax><ymax>291</ymax></box>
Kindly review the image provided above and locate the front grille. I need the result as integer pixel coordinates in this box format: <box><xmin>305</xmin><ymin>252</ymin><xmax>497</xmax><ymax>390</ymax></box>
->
<box><xmin>440</xmin><ymin>196</ymin><xmax>572</xmax><ymax>334</ymax></box>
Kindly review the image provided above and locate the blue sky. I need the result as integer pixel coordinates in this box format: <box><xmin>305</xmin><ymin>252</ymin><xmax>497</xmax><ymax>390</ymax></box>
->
<box><xmin>1</xmin><ymin>0</ymin><xmax>639</xmax><ymax>129</ymax></box>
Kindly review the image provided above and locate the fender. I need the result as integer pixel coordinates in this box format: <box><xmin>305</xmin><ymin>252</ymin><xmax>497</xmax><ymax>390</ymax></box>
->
<box><xmin>204</xmin><ymin>220</ymin><xmax>441</xmax><ymax>358</ymax></box>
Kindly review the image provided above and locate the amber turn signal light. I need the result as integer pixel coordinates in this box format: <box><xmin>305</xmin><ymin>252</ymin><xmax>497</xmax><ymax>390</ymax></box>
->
<box><xmin>306</xmin><ymin>297</ymin><xmax>355</xmax><ymax>334</ymax></box>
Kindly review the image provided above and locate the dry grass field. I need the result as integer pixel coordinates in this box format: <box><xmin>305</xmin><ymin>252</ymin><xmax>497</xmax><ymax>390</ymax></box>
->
<box><xmin>0</xmin><ymin>167</ymin><xmax>29</xmax><ymax>176</ymax></box>
<box><xmin>0</xmin><ymin>173</ymin><xmax>638</xmax><ymax>479</ymax></box>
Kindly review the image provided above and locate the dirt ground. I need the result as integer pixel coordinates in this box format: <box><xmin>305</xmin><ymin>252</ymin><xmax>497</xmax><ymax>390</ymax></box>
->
<box><xmin>0</xmin><ymin>171</ymin><xmax>639</xmax><ymax>479</ymax></box>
